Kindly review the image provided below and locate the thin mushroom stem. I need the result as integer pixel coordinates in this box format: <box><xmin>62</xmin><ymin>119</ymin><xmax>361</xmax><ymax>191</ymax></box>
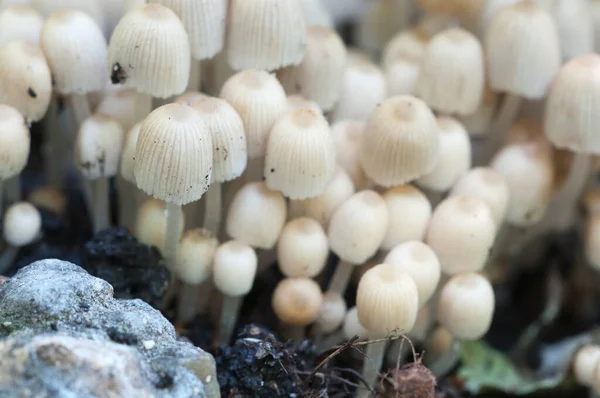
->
<box><xmin>359</xmin><ymin>340</ymin><xmax>388</xmax><ymax>398</ymax></box>
<box><xmin>188</xmin><ymin>58</ymin><xmax>201</xmax><ymax>91</ymax></box>
<box><xmin>429</xmin><ymin>340</ymin><xmax>462</xmax><ymax>378</ymax></box>
<box><xmin>203</xmin><ymin>181</ymin><xmax>222</xmax><ymax>236</ymax></box>
<box><xmin>44</xmin><ymin>97</ymin><xmax>64</xmax><ymax>186</ymax></box>
<box><xmin>164</xmin><ymin>202</ymin><xmax>183</xmax><ymax>271</ymax></box>
<box><xmin>92</xmin><ymin>177</ymin><xmax>110</xmax><ymax>233</ymax></box>
<box><xmin>195</xmin><ymin>280</ymin><xmax>212</xmax><ymax>315</ymax></box>
<box><xmin>474</xmin><ymin>93</ymin><xmax>522</xmax><ymax>166</ymax></box>
<box><xmin>177</xmin><ymin>282</ymin><xmax>199</xmax><ymax>325</ymax></box>
<box><xmin>67</xmin><ymin>93</ymin><xmax>91</xmax><ymax>127</ymax></box>
<box><xmin>217</xmin><ymin>294</ymin><xmax>244</xmax><ymax>346</ymax></box>
<box><xmin>327</xmin><ymin>260</ymin><xmax>355</xmax><ymax>295</ymax></box>
<box><xmin>117</xmin><ymin>177</ymin><xmax>136</xmax><ymax>231</ymax></box>
<box><xmin>0</xmin><ymin>245</ymin><xmax>17</xmax><ymax>275</ymax></box>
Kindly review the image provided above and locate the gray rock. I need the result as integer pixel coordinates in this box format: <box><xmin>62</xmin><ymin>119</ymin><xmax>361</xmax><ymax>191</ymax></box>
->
<box><xmin>0</xmin><ymin>259</ymin><xmax>220</xmax><ymax>398</ymax></box>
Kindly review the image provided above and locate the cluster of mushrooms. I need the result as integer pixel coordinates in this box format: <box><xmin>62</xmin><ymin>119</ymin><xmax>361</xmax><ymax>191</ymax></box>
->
<box><xmin>1</xmin><ymin>0</ymin><xmax>600</xmax><ymax>395</ymax></box>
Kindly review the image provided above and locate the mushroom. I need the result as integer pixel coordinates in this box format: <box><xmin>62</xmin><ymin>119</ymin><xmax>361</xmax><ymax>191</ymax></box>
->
<box><xmin>541</xmin><ymin>0</ymin><xmax>593</xmax><ymax>61</ymax></box>
<box><xmin>381</xmin><ymin>27</ymin><xmax>429</xmax><ymax>70</ymax></box>
<box><xmin>384</xmin><ymin>55</ymin><xmax>420</xmax><ymax>97</ymax></box>
<box><xmin>264</xmin><ymin>108</ymin><xmax>336</xmax><ymax>200</ymax></box>
<box><xmin>0</xmin><ymin>201</ymin><xmax>41</xmax><ymax>273</ymax></box>
<box><xmin>213</xmin><ymin>240</ymin><xmax>258</xmax><ymax>345</ymax></box>
<box><xmin>312</xmin><ymin>291</ymin><xmax>347</xmax><ymax>338</ymax></box>
<box><xmin>135</xmin><ymin>198</ymin><xmax>185</xmax><ymax>257</ymax></box>
<box><xmin>573</xmin><ymin>344</ymin><xmax>600</xmax><ymax>387</ymax></box>
<box><xmin>327</xmin><ymin>190</ymin><xmax>388</xmax><ymax>295</ymax></box>
<box><xmin>191</xmin><ymin>97</ymin><xmax>247</xmax><ymax>236</ymax></box>
<box><xmin>277</xmin><ymin>26</ymin><xmax>347</xmax><ymax>112</ymax></box>
<box><xmin>458</xmin><ymin>84</ymin><xmax>498</xmax><ymax>138</ymax></box>
<box><xmin>75</xmin><ymin>114</ymin><xmax>124</xmax><ymax>232</ymax></box>
<box><xmin>118</xmin><ymin>122</ymin><xmax>144</xmax><ymax>230</ymax></box>
<box><xmin>0</xmin><ymin>104</ymin><xmax>30</xmax><ymax>208</ymax></box>
<box><xmin>356</xmin><ymin>263</ymin><xmax>419</xmax><ymax>396</ymax></box>
<box><xmin>96</xmin><ymin>88</ymin><xmax>151</xmax><ymax>133</ymax></box>
<box><xmin>478</xmin><ymin>0</ymin><xmax>561</xmax><ymax>164</ymax></box>
<box><xmin>272</xmin><ymin>277</ymin><xmax>324</xmax><ymax>339</ymax></box>
<box><xmin>33</xmin><ymin>0</ymin><xmax>104</xmax><ymax>33</ymax></box>
<box><xmin>277</xmin><ymin>217</ymin><xmax>329</xmax><ymax>278</ymax></box>
<box><xmin>226</xmin><ymin>0</ymin><xmax>307</xmax><ymax>71</ymax></box>
<box><xmin>416</xmin><ymin>28</ymin><xmax>485</xmax><ymax>116</ymax></box>
<box><xmin>0</xmin><ymin>5</ymin><xmax>43</xmax><ymax>46</ymax></box>
<box><xmin>134</xmin><ymin>103</ymin><xmax>213</xmax><ymax>270</ymax></box>
<box><xmin>354</xmin><ymin>0</ymin><xmax>413</xmax><ymax>56</ymax></box>
<box><xmin>330</xmin><ymin>120</ymin><xmax>369</xmax><ymax>190</ymax></box>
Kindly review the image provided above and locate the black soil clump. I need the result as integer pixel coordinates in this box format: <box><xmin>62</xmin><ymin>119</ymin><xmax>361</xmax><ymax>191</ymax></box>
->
<box><xmin>80</xmin><ymin>227</ymin><xmax>169</xmax><ymax>308</ymax></box>
<box><xmin>216</xmin><ymin>324</ymin><xmax>330</xmax><ymax>398</ymax></box>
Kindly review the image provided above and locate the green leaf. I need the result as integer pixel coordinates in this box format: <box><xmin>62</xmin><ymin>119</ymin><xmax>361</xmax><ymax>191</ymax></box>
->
<box><xmin>457</xmin><ymin>341</ymin><xmax>564</xmax><ymax>395</ymax></box>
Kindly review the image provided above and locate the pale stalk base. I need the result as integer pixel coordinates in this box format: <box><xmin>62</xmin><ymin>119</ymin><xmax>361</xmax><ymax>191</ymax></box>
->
<box><xmin>188</xmin><ymin>58</ymin><xmax>202</xmax><ymax>91</ymax></box>
<box><xmin>359</xmin><ymin>340</ymin><xmax>387</xmax><ymax>398</ymax></box>
<box><xmin>92</xmin><ymin>177</ymin><xmax>110</xmax><ymax>233</ymax></box>
<box><xmin>164</xmin><ymin>203</ymin><xmax>183</xmax><ymax>271</ymax></box>
<box><xmin>217</xmin><ymin>294</ymin><xmax>244</xmax><ymax>346</ymax></box>
<box><xmin>474</xmin><ymin>94</ymin><xmax>522</xmax><ymax>166</ymax></box>
<box><xmin>177</xmin><ymin>282</ymin><xmax>199</xmax><ymax>324</ymax></box>
<box><xmin>327</xmin><ymin>260</ymin><xmax>354</xmax><ymax>295</ymax></box>
<box><xmin>203</xmin><ymin>182</ymin><xmax>222</xmax><ymax>236</ymax></box>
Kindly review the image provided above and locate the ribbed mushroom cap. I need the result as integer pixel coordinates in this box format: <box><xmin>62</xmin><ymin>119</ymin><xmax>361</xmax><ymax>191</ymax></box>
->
<box><xmin>286</xmin><ymin>95</ymin><xmax>322</xmax><ymax>114</ymax></box>
<box><xmin>277</xmin><ymin>26</ymin><xmax>347</xmax><ymax>111</ymax></box>
<box><xmin>264</xmin><ymin>108</ymin><xmax>336</xmax><ymax>200</ymax></box>
<box><xmin>450</xmin><ymin>167</ymin><xmax>509</xmax><ymax>227</ymax></box>
<box><xmin>546</xmin><ymin>0</ymin><xmax>593</xmax><ymax>60</ymax></box>
<box><xmin>545</xmin><ymin>54</ymin><xmax>600</xmax><ymax>154</ymax></box>
<box><xmin>416</xmin><ymin>28</ymin><xmax>484</xmax><ymax>115</ymax></box>
<box><xmin>3</xmin><ymin>201</ymin><xmax>41</xmax><ymax>247</ymax></box>
<box><xmin>192</xmin><ymin>97</ymin><xmax>247</xmax><ymax>183</ymax></box>
<box><xmin>381</xmin><ymin>185</ymin><xmax>432</xmax><ymax>250</ymax></box>
<box><xmin>331</xmin><ymin>120</ymin><xmax>368</xmax><ymax>189</ymax></box>
<box><xmin>108</xmin><ymin>4</ymin><xmax>190</xmax><ymax>98</ymax></box>
<box><xmin>330</xmin><ymin>56</ymin><xmax>387</xmax><ymax>122</ymax></box>
<box><xmin>382</xmin><ymin>28</ymin><xmax>430</xmax><ymax>70</ymax></box>
<box><xmin>75</xmin><ymin>114</ymin><xmax>124</xmax><ymax>179</ymax></box>
<box><xmin>490</xmin><ymin>141</ymin><xmax>554</xmax><ymax>227</ymax></box>
<box><xmin>120</xmin><ymin>122</ymin><xmax>142</xmax><ymax>183</ymax></box>
<box><xmin>356</xmin><ymin>263</ymin><xmax>419</xmax><ymax>336</ymax></box>
<box><xmin>425</xmin><ymin>195</ymin><xmax>496</xmax><ymax>275</ymax></box>
<box><xmin>417</xmin><ymin>117</ymin><xmax>471</xmax><ymax>192</ymax></box>
<box><xmin>219</xmin><ymin>70</ymin><xmax>288</xmax><ymax>159</ymax></box>
<box><xmin>40</xmin><ymin>10</ymin><xmax>107</xmax><ymax>94</ymax></box>
<box><xmin>0</xmin><ymin>6</ymin><xmax>43</xmax><ymax>46</ymax></box>
<box><xmin>328</xmin><ymin>190</ymin><xmax>388</xmax><ymax>265</ymax></box>
<box><xmin>226</xmin><ymin>0</ymin><xmax>307</xmax><ymax>71</ymax></box>
<box><xmin>135</xmin><ymin>198</ymin><xmax>185</xmax><ymax>255</ymax></box>
<box><xmin>213</xmin><ymin>240</ymin><xmax>258</xmax><ymax>296</ymax></box>
<box><xmin>226</xmin><ymin>181</ymin><xmax>287</xmax><ymax>249</ymax></box>
<box><xmin>573</xmin><ymin>344</ymin><xmax>600</xmax><ymax>387</ymax></box>
<box><xmin>134</xmin><ymin>103</ymin><xmax>213</xmax><ymax>205</ymax></box>
<box><xmin>175</xmin><ymin>91</ymin><xmax>208</xmax><ymax>107</ymax></box>
<box><xmin>149</xmin><ymin>0</ymin><xmax>226</xmax><ymax>60</ymax></box>
<box><xmin>385</xmin><ymin>55</ymin><xmax>420</xmax><ymax>97</ymax></box>
<box><xmin>0</xmin><ymin>104</ymin><xmax>30</xmax><ymax>180</ymax></box>
<box><xmin>300</xmin><ymin>166</ymin><xmax>355</xmax><ymax>228</ymax></box>
<box><xmin>175</xmin><ymin>228</ymin><xmax>218</xmax><ymax>285</ymax></box>
<box><xmin>384</xmin><ymin>241</ymin><xmax>441</xmax><ymax>307</ymax></box>
<box><xmin>277</xmin><ymin>217</ymin><xmax>329</xmax><ymax>278</ymax></box>
<box><xmin>479</xmin><ymin>0</ymin><xmax>520</xmax><ymax>34</ymax></box>
<box><xmin>415</xmin><ymin>0</ymin><xmax>484</xmax><ymax>18</ymax></box>
<box><xmin>272</xmin><ymin>277</ymin><xmax>324</xmax><ymax>326</ymax></box>
<box><xmin>97</xmin><ymin>88</ymin><xmax>150</xmax><ymax>132</ymax></box>
<box><xmin>0</xmin><ymin>40</ymin><xmax>51</xmax><ymax>122</ymax></box>
<box><xmin>437</xmin><ymin>272</ymin><xmax>495</xmax><ymax>340</ymax></box>
<box><xmin>359</xmin><ymin>95</ymin><xmax>440</xmax><ymax>187</ymax></box>
<box><xmin>484</xmin><ymin>0</ymin><xmax>561</xmax><ymax>98</ymax></box>
<box><xmin>314</xmin><ymin>292</ymin><xmax>346</xmax><ymax>334</ymax></box>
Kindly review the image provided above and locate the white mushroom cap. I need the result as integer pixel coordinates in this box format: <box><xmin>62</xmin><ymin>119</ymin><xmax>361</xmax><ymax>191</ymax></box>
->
<box><xmin>272</xmin><ymin>277</ymin><xmax>324</xmax><ymax>326</ymax></box>
<box><xmin>96</xmin><ymin>88</ymin><xmax>151</xmax><ymax>133</ymax></box>
<box><xmin>381</xmin><ymin>185</ymin><xmax>432</xmax><ymax>250</ymax></box>
<box><xmin>0</xmin><ymin>5</ymin><xmax>43</xmax><ymax>46</ymax></box>
<box><xmin>3</xmin><ymin>201</ymin><xmax>41</xmax><ymax>247</ymax></box>
<box><xmin>314</xmin><ymin>291</ymin><xmax>347</xmax><ymax>334</ymax></box>
<box><xmin>212</xmin><ymin>240</ymin><xmax>258</xmax><ymax>297</ymax></box>
<box><xmin>277</xmin><ymin>217</ymin><xmax>329</xmax><ymax>278</ymax></box>
<box><xmin>135</xmin><ymin>198</ymin><xmax>185</xmax><ymax>255</ymax></box>
<box><xmin>330</xmin><ymin>120</ymin><xmax>369</xmax><ymax>189</ymax></box>
<box><xmin>75</xmin><ymin>114</ymin><xmax>124</xmax><ymax>179</ymax></box>
<box><xmin>0</xmin><ymin>104</ymin><xmax>30</xmax><ymax>180</ymax></box>
<box><xmin>573</xmin><ymin>344</ymin><xmax>600</xmax><ymax>387</ymax></box>
<box><xmin>342</xmin><ymin>306</ymin><xmax>369</xmax><ymax>340</ymax></box>
<box><xmin>120</xmin><ymin>122</ymin><xmax>141</xmax><ymax>184</ymax></box>
<box><xmin>175</xmin><ymin>228</ymin><xmax>218</xmax><ymax>285</ymax></box>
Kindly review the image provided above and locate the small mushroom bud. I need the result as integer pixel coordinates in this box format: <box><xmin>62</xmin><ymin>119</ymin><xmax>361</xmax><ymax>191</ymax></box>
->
<box><xmin>226</xmin><ymin>0</ymin><xmax>307</xmax><ymax>71</ymax></box>
<box><xmin>382</xmin><ymin>28</ymin><xmax>429</xmax><ymax>70</ymax></box>
<box><xmin>97</xmin><ymin>88</ymin><xmax>151</xmax><ymax>133</ymax></box>
<box><xmin>27</xmin><ymin>186</ymin><xmax>66</xmax><ymax>216</ymax></box>
<box><xmin>573</xmin><ymin>344</ymin><xmax>600</xmax><ymax>387</ymax></box>
<box><xmin>381</xmin><ymin>185</ymin><xmax>432</xmax><ymax>250</ymax></box>
<box><xmin>213</xmin><ymin>240</ymin><xmax>258</xmax><ymax>345</ymax></box>
<box><xmin>385</xmin><ymin>55</ymin><xmax>420</xmax><ymax>97</ymax></box>
<box><xmin>459</xmin><ymin>84</ymin><xmax>498</xmax><ymax>137</ymax></box>
<box><xmin>264</xmin><ymin>108</ymin><xmax>336</xmax><ymax>200</ymax></box>
<box><xmin>0</xmin><ymin>6</ymin><xmax>44</xmax><ymax>46</ymax></box>
<box><xmin>0</xmin><ymin>201</ymin><xmax>41</xmax><ymax>273</ymax></box>
<box><xmin>327</xmin><ymin>190</ymin><xmax>388</xmax><ymax>295</ymax></box>
<box><xmin>360</xmin><ymin>95</ymin><xmax>440</xmax><ymax>187</ymax></box>
<box><xmin>108</xmin><ymin>4</ymin><xmax>191</xmax><ymax>98</ymax></box>
<box><xmin>219</xmin><ymin>70</ymin><xmax>287</xmax><ymax>159</ymax></box>
<box><xmin>437</xmin><ymin>272</ymin><xmax>495</xmax><ymax>340</ymax></box>
<box><xmin>424</xmin><ymin>326</ymin><xmax>454</xmax><ymax>365</ymax></box>
<box><xmin>384</xmin><ymin>241</ymin><xmax>441</xmax><ymax>306</ymax></box>
<box><xmin>272</xmin><ymin>277</ymin><xmax>324</xmax><ymax>338</ymax></box>
<box><xmin>313</xmin><ymin>291</ymin><xmax>347</xmax><ymax>335</ymax></box>
<box><xmin>226</xmin><ymin>181</ymin><xmax>287</xmax><ymax>250</ymax></box>
<box><xmin>135</xmin><ymin>198</ymin><xmax>185</xmax><ymax>258</ymax></box>
<box><xmin>425</xmin><ymin>196</ymin><xmax>496</xmax><ymax>275</ymax></box>
<box><xmin>0</xmin><ymin>105</ymin><xmax>30</xmax><ymax>208</ymax></box>
<box><xmin>416</xmin><ymin>28</ymin><xmax>484</xmax><ymax>115</ymax></box>
<box><xmin>0</xmin><ymin>40</ymin><xmax>52</xmax><ymax>122</ymax></box>
<box><xmin>277</xmin><ymin>217</ymin><xmax>329</xmax><ymax>278</ymax></box>
<box><xmin>450</xmin><ymin>167</ymin><xmax>509</xmax><ymax>227</ymax></box>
